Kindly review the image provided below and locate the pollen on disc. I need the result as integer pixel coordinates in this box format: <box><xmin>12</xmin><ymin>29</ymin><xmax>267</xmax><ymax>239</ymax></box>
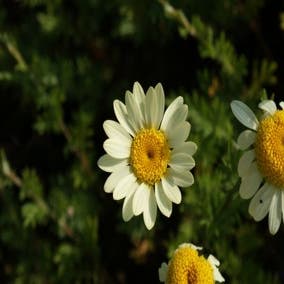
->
<box><xmin>255</xmin><ymin>110</ymin><xmax>284</xmax><ymax>188</ymax></box>
<box><xmin>130</xmin><ymin>128</ymin><xmax>170</xmax><ymax>185</ymax></box>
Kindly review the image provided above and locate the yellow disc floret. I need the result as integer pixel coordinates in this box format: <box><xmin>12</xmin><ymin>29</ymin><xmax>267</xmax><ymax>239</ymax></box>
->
<box><xmin>166</xmin><ymin>245</ymin><xmax>214</xmax><ymax>284</ymax></box>
<box><xmin>255</xmin><ymin>110</ymin><xmax>284</xmax><ymax>188</ymax></box>
<box><xmin>130</xmin><ymin>128</ymin><xmax>170</xmax><ymax>186</ymax></box>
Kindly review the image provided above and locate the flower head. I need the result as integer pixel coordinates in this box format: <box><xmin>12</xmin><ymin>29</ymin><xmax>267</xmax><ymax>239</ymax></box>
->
<box><xmin>98</xmin><ymin>82</ymin><xmax>197</xmax><ymax>229</ymax></box>
<box><xmin>231</xmin><ymin>99</ymin><xmax>284</xmax><ymax>234</ymax></box>
<box><xmin>158</xmin><ymin>243</ymin><xmax>225</xmax><ymax>284</ymax></box>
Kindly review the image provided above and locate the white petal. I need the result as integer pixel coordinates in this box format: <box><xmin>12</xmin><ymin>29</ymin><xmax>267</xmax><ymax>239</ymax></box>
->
<box><xmin>231</xmin><ymin>100</ymin><xmax>259</xmax><ymax>130</ymax></box>
<box><xmin>280</xmin><ymin>101</ymin><xmax>284</xmax><ymax>110</ymax></box>
<box><xmin>258</xmin><ymin>100</ymin><xmax>277</xmax><ymax>115</ymax></box>
<box><xmin>167</xmin><ymin>121</ymin><xmax>191</xmax><ymax>148</ymax></box>
<box><xmin>214</xmin><ymin>270</ymin><xmax>225</xmax><ymax>283</ymax></box>
<box><xmin>103</xmin><ymin>138</ymin><xmax>130</xmax><ymax>159</ymax></box>
<box><xmin>160</xmin><ymin>96</ymin><xmax>184</xmax><ymax>131</ymax></box>
<box><xmin>167</xmin><ymin>168</ymin><xmax>194</xmax><ymax>187</ymax></box>
<box><xmin>161</xmin><ymin>177</ymin><xmax>182</xmax><ymax>204</ymax></box>
<box><xmin>125</xmin><ymin>90</ymin><xmax>144</xmax><ymax>131</ymax></box>
<box><xmin>237</xmin><ymin>150</ymin><xmax>255</xmax><ymax>177</ymax></box>
<box><xmin>132</xmin><ymin>183</ymin><xmax>150</xmax><ymax>216</ymax></box>
<box><xmin>208</xmin><ymin>255</ymin><xmax>225</xmax><ymax>283</ymax></box>
<box><xmin>133</xmin><ymin>82</ymin><xmax>146</xmax><ymax>121</ymax></box>
<box><xmin>145</xmin><ymin>86</ymin><xmax>165</xmax><ymax>128</ymax></box>
<box><xmin>169</xmin><ymin>153</ymin><xmax>195</xmax><ymax>170</ymax></box>
<box><xmin>133</xmin><ymin>82</ymin><xmax>145</xmax><ymax>103</ymax></box>
<box><xmin>268</xmin><ymin>190</ymin><xmax>282</xmax><ymax>235</ymax></box>
<box><xmin>186</xmin><ymin>243</ymin><xmax>203</xmax><ymax>251</ymax></box>
<box><xmin>155</xmin><ymin>182</ymin><xmax>172</xmax><ymax>217</ymax></box>
<box><xmin>237</xmin><ymin>130</ymin><xmax>256</xmax><ymax>150</ymax></box>
<box><xmin>122</xmin><ymin>186</ymin><xmax>137</xmax><ymax>221</ymax></box>
<box><xmin>154</xmin><ymin>83</ymin><xmax>166</xmax><ymax>127</ymax></box>
<box><xmin>143</xmin><ymin>189</ymin><xmax>157</xmax><ymax>230</ymax></box>
<box><xmin>145</xmin><ymin>87</ymin><xmax>156</xmax><ymax>126</ymax></box>
<box><xmin>162</xmin><ymin>105</ymin><xmax>188</xmax><ymax>134</ymax></box>
<box><xmin>249</xmin><ymin>183</ymin><xmax>274</xmax><ymax>221</ymax></box>
<box><xmin>104</xmin><ymin>166</ymin><xmax>131</xmax><ymax>193</ymax></box>
<box><xmin>239</xmin><ymin>162</ymin><xmax>262</xmax><ymax>199</ymax></box>
<box><xmin>171</xmin><ymin>141</ymin><xmax>197</xmax><ymax>156</ymax></box>
<box><xmin>158</xmin><ymin>262</ymin><xmax>168</xmax><ymax>282</ymax></box>
<box><xmin>97</xmin><ymin>154</ymin><xmax>127</xmax><ymax>172</ymax></box>
<box><xmin>103</xmin><ymin>120</ymin><xmax>132</xmax><ymax>143</ymax></box>
<box><xmin>113</xmin><ymin>174</ymin><xmax>137</xmax><ymax>200</ymax></box>
<box><xmin>113</xmin><ymin>100</ymin><xmax>135</xmax><ymax>136</ymax></box>
<box><xmin>208</xmin><ymin>254</ymin><xmax>220</xmax><ymax>266</ymax></box>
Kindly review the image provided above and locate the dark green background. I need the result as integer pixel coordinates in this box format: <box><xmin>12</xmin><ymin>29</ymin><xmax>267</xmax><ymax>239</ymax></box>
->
<box><xmin>0</xmin><ymin>0</ymin><xmax>283</xmax><ymax>283</ymax></box>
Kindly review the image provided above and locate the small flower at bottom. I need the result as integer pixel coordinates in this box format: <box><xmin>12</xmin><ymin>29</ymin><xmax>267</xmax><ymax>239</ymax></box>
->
<box><xmin>158</xmin><ymin>243</ymin><xmax>225</xmax><ymax>284</ymax></box>
<box><xmin>231</xmin><ymin>99</ymin><xmax>284</xmax><ymax>235</ymax></box>
<box><xmin>98</xmin><ymin>82</ymin><xmax>197</xmax><ymax>230</ymax></box>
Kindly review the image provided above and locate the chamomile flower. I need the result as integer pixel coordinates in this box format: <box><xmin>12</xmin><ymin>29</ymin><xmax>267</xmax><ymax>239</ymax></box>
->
<box><xmin>158</xmin><ymin>243</ymin><xmax>225</xmax><ymax>284</ymax></box>
<box><xmin>231</xmin><ymin>99</ymin><xmax>284</xmax><ymax>235</ymax></box>
<box><xmin>98</xmin><ymin>82</ymin><xmax>197</xmax><ymax>230</ymax></box>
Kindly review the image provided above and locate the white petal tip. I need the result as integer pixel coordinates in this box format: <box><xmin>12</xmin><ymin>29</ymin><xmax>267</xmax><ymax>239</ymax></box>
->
<box><xmin>258</xmin><ymin>100</ymin><xmax>277</xmax><ymax>115</ymax></box>
<box><xmin>231</xmin><ymin>100</ymin><xmax>259</xmax><ymax>130</ymax></box>
<box><xmin>158</xmin><ymin>263</ymin><xmax>168</xmax><ymax>282</ymax></box>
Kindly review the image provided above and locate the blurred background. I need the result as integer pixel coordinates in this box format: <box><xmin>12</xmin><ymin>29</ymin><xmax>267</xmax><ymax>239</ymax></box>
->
<box><xmin>0</xmin><ymin>0</ymin><xmax>284</xmax><ymax>283</ymax></box>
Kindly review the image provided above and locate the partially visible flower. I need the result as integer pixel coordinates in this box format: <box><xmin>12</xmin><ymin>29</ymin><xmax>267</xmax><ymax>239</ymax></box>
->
<box><xmin>98</xmin><ymin>82</ymin><xmax>197</xmax><ymax>230</ymax></box>
<box><xmin>158</xmin><ymin>243</ymin><xmax>225</xmax><ymax>284</ymax></box>
<box><xmin>231</xmin><ymin>99</ymin><xmax>284</xmax><ymax>235</ymax></box>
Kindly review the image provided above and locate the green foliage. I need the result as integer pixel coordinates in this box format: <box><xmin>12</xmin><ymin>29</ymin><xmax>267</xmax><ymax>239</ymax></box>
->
<box><xmin>20</xmin><ymin>169</ymin><xmax>48</xmax><ymax>227</ymax></box>
<box><xmin>192</xmin><ymin>16</ymin><xmax>247</xmax><ymax>77</ymax></box>
<box><xmin>247</xmin><ymin>59</ymin><xmax>278</xmax><ymax>98</ymax></box>
<box><xmin>21</xmin><ymin>169</ymin><xmax>43</xmax><ymax>200</ymax></box>
<box><xmin>21</xmin><ymin>202</ymin><xmax>46</xmax><ymax>228</ymax></box>
<box><xmin>0</xmin><ymin>0</ymin><xmax>283</xmax><ymax>283</ymax></box>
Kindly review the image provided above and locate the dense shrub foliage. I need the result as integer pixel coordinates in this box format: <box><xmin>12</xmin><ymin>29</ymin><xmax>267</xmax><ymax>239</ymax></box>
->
<box><xmin>0</xmin><ymin>0</ymin><xmax>283</xmax><ymax>283</ymax></box>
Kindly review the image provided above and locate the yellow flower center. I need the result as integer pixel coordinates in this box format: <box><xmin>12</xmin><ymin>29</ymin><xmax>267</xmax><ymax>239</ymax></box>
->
<box><xmin>166</xmin><ymin>246</ymin><xmax>214</xmax><ymax>284</ymax></box>
<box><xmin>130</xmin><ymin>128</ymin><xmax>170</xmax><ymax>186</ymax></box>
<box><xmin>255</xmin><ymin>110</ymin><xmax>284</xmax><ymax>188</ymax></box>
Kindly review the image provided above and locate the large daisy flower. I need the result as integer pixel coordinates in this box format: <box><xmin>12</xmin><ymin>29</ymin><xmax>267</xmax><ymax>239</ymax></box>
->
<box><xmin>231</xmin><ymin>99</ymin><xmax>284</xmax><ymax>235</ymax></box>
<box><xmin>98</xmin><ymin>82</ymin><xmax>197</xmax><ymax>230</ymax></box>
<box><xmin>158</xmin><ymin>243</ymin><xmax>225</xmax><ymax>283</ymax></box>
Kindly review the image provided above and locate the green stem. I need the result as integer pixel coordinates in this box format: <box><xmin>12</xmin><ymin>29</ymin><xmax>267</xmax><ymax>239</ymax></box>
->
<box><xmin>5</xmin><ymin>41</ymin><xmax>28</xmax><ymax>71</ymax></box>
<box><xmin>158</xmin><ymin>0</ymin><xmax>197</xmax><ymax>37</ymax></box>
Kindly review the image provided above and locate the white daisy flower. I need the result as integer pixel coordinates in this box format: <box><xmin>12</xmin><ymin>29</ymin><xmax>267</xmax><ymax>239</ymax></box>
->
<box><xmin>98</xmin><ymin>82</ymin><xmax>197</xmax><ymax>230</ymax></box>
<box><xmin>158</xmin><ymin>243</ymin><xmax>225</xmax><ymax>283</ymax></box>
<box><xmin>231</xmin><ymin>99</ymin><xmax>284</xmax><ymax>235</ymax></box>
